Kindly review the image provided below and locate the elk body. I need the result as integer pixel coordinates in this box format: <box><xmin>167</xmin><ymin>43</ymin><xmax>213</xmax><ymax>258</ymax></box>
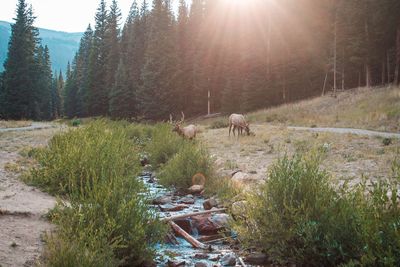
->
<box><xmin>228</xmin><ymin>113</ymin><xmax>250</xmax><ymax>136</ymax></box>
<box><xmin>170</xmin><ymin>112</ymin><xmax>198</xmax><ymax>140</ymax></box>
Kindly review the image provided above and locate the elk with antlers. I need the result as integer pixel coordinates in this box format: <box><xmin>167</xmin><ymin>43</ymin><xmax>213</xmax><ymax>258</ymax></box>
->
<box><xmin>170</xmin><ymin>112</ymin><xmax>198</xmax><ymax>140</ymax></box>
<box><xmin>228</xmin><ymin>113</ymin><xmax>250</xmax><ymax>137</ymax></box>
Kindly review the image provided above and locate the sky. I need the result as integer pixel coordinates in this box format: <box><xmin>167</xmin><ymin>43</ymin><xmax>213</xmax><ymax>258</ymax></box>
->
<box><xmin>0</xmin><ymin>0</ymin><xmax>181</xmax><ymax>33</ymax></box>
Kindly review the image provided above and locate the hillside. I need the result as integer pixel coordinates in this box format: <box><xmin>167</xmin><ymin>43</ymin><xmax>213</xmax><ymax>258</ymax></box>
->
<box><xmin>198</xmin><ymin>86</ymin><xmax>400</xmax><ymax>191</ymax></box>
<box><xmin>0</xmin><ymin>21</ymin><xmax>81</xmax><ymax>73</ymax></box>
<box><xmin>201</xmin><ymin>86</ymin><xmax>400</xmax><ymax>133</ymax></box>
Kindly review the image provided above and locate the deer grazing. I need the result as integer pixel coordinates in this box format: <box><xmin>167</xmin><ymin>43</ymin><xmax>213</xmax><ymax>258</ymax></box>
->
<box><xmin>228</xmin><ymin>113</ymin><xmax>250</xmax><ymax>137</ymax></box>
<box><xmin>170</xmin><ymin>112</ymin><xmax>198</xmax><ymax>140</ymax></box>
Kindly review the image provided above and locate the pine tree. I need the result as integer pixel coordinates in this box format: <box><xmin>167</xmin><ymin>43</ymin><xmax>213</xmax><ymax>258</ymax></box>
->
<box><xmin>109</xmin><ymin>59</ymin><xmax>133</xmax><ymax>118</ymax></box>
<box><xmin>64</xmin><ymin>59</ymin><xmax>79</xmax><ymax>118</ymax></box>
<box><xmin>75</xmin><ymin>25</ymin><xmax>93</xmax><ymax>117</ymax></box>
<box><xmin>138</xmin><ymin>0</ymin><xmax>178</xmax><ymax>120</ymax></box>
<box><xmin>35</xmin><ymin>45</ymin><xmax>53</xmax><ymax>120</ymax></box>
<box><xmin>1</xmin><ymin>0</ymin><xmax>41</xmax><ymax>119</ymax></box>
<box><xmin>51</xmin><ymin>70</ymin><xmax>63</xmax><ymax>118</ymax></box>
<box><xmin>105</xmin><ymin>0</ymin><xmax>121</xmax><ymax>95</ymax></box>
<box><xmin>87</xmin><ymin>0</ymin><xmax>109</xmax><ymax>116</ymax></box>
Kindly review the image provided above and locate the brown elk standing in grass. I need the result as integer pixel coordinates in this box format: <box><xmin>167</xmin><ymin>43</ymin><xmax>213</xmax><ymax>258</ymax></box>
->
<box><xmin>170</xmin><ymin>112</ymin><xmax>198</xmax><ymax>140</ymax></box>
<box><xmin>228</xmin><ymin>113</ymin><xmax>250</xmax><ymax>137</ymax></box>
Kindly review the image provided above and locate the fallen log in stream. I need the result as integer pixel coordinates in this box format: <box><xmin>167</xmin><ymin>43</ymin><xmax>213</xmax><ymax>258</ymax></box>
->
<box><xmin>161</xmin><ymin>208</ymin><xmax>226</xmax><ymax>222</ymax></box>
<box><xmin>169</xmin><ymin>221</ymin><xmax>208</xmax><ymax>249</ymax></box>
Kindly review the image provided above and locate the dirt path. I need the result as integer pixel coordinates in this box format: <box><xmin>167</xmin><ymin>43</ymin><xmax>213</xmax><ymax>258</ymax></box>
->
<box><xmin>288</xmin><ymin>126</ymin><xmax>400</xmax><ymax>139</ymax></box>
<box><xmin>202</xmin><ymin>124</ymin><xmax>399</xmax><ymax>185</ymax></box>
<box><xmin>0</xmin><ymin>127</ymin><xmax>59</xmax><ymax>266</ymax></box>
<box><xmin>0</xmin><ymin>122</ymin><xmax>55</xmax><ymax>133</ymax></box>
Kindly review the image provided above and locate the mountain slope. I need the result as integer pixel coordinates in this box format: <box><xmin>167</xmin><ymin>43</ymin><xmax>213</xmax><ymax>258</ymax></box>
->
<box><xmin>0</xmin><ymin>21</ymin><xmax>82</xmax><ymax>73</ymax></box>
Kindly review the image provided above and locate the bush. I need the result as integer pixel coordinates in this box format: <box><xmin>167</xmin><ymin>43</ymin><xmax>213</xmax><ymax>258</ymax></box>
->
<box><xmin>209</xmin><ymin>119</ymin><xmax>229</xmax><ymax>129</ymax></box>
<box><xmin>145</xmin><ymin>123</ymin><xmax>185</xmax><ymax>167</ymax></box>
<box><xmin>26</xmin><ymin>120</ymin><xmax>166</xmax><ymax>265</ymax></box>
<box><xmin>158</xmin><ymin>142</ymin><xmax>214</xmax><ymax>189</ymax></box>
<box><xmin>26</xmin><ymin>120</ymin><xmax>140</xmax><ymax>196</ymax></box>
<box><xmin>235</xmin><ymin>154</ymin><xmax>400</xmax><ymax>266</ymax></box>
<box><xmin>71</xmin><ymin>118</ymin><xmax>81</xmax><ymax>127</ymax></box>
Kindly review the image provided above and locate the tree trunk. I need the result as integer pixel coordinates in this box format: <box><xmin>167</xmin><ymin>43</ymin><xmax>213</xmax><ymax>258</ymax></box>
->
<box><xmin>364</xmin><ymin>3</ymin><xmax>371</xmax><ymax>88</ymax></box>
<box><xmin>395</xmin><ymin>26</ymin><xmax>400</xmax><ymax>85</ymax></box>
<box><xmin>322</xmin><ymin>72</ymin><xmax>328</xmax><ymax>96</ymax></box>
<box><xmin>333</xmin><ymin>8</ymin><xmax>337</xmax><ymax>96</ymax></box>
<box><xmin>387</xmin><ymin>50</ymin><xmax>391</xmax><ymax>83</ymax></box>
<box><xmin>382</xmin><ymin>60</ymin><xmax>386</xmax><ymax>85</ymax></box>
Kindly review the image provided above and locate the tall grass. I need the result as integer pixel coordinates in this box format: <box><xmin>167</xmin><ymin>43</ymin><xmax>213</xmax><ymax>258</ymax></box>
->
<box><xmin>26</xmin><ymin>120</ymin><xmax>165</xmax><ymax>265</ymax></box>
<box><xmin>145</xmin><ymin>123</ymin><xmax>185</xmax><ymax>167</ymax></box>
<box><xmin>235</xmin><ymin>153</ymin><xmax>400</xmax><ymax>266</ymax></box>
<box><xmin>158</xmin><ymin>142</ymin><xmax>214</xmax><ymax>188</ymax></box>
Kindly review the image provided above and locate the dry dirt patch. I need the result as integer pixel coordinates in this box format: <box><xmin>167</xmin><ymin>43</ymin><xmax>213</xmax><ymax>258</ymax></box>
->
<box><xmin>201</xmin><ymin>124</ymin><xmax>399</xmax><ymax>185</ymax></box>
<box><xmin>0</xmin><ymin>127</ymin><xmax>60</xmax><ymax>266</ymax></box>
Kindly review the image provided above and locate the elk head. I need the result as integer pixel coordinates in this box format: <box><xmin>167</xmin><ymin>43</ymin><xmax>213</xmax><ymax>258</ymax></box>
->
<box><xmin>170</xmin><ymin>112</ymin><xmax>185</xmax><ymax>135</ymax></box>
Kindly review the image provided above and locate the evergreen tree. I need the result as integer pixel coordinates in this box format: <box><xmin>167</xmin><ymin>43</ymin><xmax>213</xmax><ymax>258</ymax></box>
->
<box><xmin>75</xmin><ymin>25</ymin><xmax>93</xmax><ymax>117</ymax></box>
<box><xmin>105</xmin><ymin>0</ymin><xmax>121</xmax><ymax>95</ymax></box>
<box><xmin>51</xmin><ymin>70</ymin><xmax>63</xmax><ymax>118</ymax></box>
<box><xmin>87</xmin><ymin>0</ymin><xmax>109</xmax><ymax>116</ymax></box>
<box><xmin>1</xmin><ymin>0</ymin><xmax>41</xmax><ymax>119</ymax></box>
<box><xmin>138</xmin><ymin>0</ymin><xmax>178</xmax><ymax>120</ymax></box>
<box><xmin>109</xmin><ymin>59</ymin><xmax>133</xmax><ymax>118</ymax></box>
<box><xmin>35</xmin><ymin>45</ymin><xmax>53</xmax><ymax>120</ymax></box>
<box><xmin>64</xmin><ymin>59</ymin><xmax>79</xmax><ymax>118</ymax></box>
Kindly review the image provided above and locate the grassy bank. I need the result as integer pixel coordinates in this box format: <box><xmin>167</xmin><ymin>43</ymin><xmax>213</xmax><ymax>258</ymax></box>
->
<box><xmin>235</xmin><ymin>152</ymin><xmax>400</xmax><ymax>266</ymax></box>
<box><xmin>198</xmin><ymin>86</ymin><xmax>400</xmax><ymax>132</ymax></box>
<box><xmin>25</xmin><ymin>120</ymin><xmax>165</xmax><ymax>266</ymax></box>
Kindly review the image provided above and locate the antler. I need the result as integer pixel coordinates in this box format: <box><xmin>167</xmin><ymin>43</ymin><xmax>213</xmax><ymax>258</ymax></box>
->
<box><xmin>180</xmin><ymin>111</ymin><xmax>185</xmax><ymax>123</ymax></box>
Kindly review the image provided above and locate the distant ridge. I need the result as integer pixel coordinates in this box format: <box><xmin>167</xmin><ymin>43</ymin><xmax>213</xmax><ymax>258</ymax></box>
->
<box><xmin>0</xmin><ymin>21</ymin><xmax>82</xmax><ymax>73</ymax></box>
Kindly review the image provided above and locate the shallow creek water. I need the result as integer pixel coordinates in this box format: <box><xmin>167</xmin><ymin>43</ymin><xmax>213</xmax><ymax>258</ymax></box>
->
<box><xmin>139</xmin><ymin>172</ymin><xmax>247</xmax><ymax>267</ymax></box>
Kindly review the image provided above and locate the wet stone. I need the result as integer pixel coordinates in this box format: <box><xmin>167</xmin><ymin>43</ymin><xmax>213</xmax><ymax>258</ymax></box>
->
<box><xmin>203</xmin><ymin>198</ymin><xmax>218</xmax><ymax>210</ymax></box>
<box><xmin>174</xmin><ymin>218</ymin><xmax>192</xmax><ymax>234</ymax></box>
<box><xmin>195</xmin><ymin>261</ymin><xmax>209</xmax><ymax>267</ymax></box>
<box><xmin>220</xmin><ymin>253</ymin><xmax>236</xmax><ymax>266</ymax></box>
<box><xmin>180</xmin><ymin>195</ymin><xmax>195</xmax><ymax>204</ymax></box>
<box><xmin>167</xmin><ymin>260</ymin><xmax>186</xmax><ymax>267</ymax></box>
<box><xmin>244</xmin><ymin>253</ymin><xmax>269</xmax><ymax>265</ymax></box>
<box><xmin>192</xmin><ymin>214</ymin><xmax>229</xmax><ymax>235</ymax></box>
<box><xmin>152</xmin><ymin>196</ymin><xmax>173</xmax><ymax>205</ymax></box>
<box><xmin>159</xmin><ymin>203</ymin><xmax>188</xmax><ymax>212</ymax></box>
<box><xmin>194</xmin><ymin>253</ymin><xmax>209</xmax><ymax>260</ymax></box>
<box><xmin>209</xmin><ymin>255</ymin><xmax>220</xmax><ymax>261</ymax></box>
<box><xmin>188</xmin><ymin>184</ymin><xmax>204</xmax><ymax>194</ymax></box>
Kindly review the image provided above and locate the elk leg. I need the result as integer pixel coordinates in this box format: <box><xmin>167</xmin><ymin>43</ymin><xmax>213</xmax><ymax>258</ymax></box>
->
<box><xmin>229</xmin><ymin>124</ymin><xmax>232</xmax><ymax>136</ymax></box>
<box><xmin>233</xmin><ymin>126</ymin><xmax>236</xmax><ymax>136</ymax></box>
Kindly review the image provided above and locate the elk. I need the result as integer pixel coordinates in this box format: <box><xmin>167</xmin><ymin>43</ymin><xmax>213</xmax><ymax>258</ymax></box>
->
<box><xmin>170</xmin><ymin>112</ymin><xmax>198</xmax><ymax>140</ymax></box>
<box><xmin>228</xmin><ymin>113</ymin><xmax>250</xmax><ymax>137</ymax></box>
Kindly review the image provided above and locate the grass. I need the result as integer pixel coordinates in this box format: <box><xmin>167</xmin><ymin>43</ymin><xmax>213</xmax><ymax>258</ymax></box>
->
<box><xmin>25</xmin><ymin>120</ymin><xmax>166</xmax><ymax>265</ymax></box>
<box><xmin>145</xmin><ymin>123</ymin><xmax>185</xmax><ymax>168</ymax></box>
<box><xmin>235</xmin><ymin>152</ymin><xmax>400</xmax><ymax>266</ymax></box>
<box><xmin>0</xmin><ymin>120</ymin><xmax>32</xmax><ymax>128</ymax></box>
<box><xmin>157</xmin><ymin>142</ymin><xmax>214</xmax><ymax>189</ymax></box>
<box><xmin>245</xmin><ymin>86</ymin><xmax>400</xmax><ymax>132</ymax></box>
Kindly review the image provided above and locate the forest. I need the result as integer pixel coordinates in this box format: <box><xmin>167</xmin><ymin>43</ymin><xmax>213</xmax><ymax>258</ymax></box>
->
<box><xmin>1</xmin><ymin>0</ymin><xmax>400</xmax><ymax>120</ymax></box>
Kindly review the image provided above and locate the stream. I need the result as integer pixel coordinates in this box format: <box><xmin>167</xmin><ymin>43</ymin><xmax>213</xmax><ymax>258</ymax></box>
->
<box><xmin>139</xmin><ymin>171</ymin><xmax>255</xmax><ymax>267</ymax></box>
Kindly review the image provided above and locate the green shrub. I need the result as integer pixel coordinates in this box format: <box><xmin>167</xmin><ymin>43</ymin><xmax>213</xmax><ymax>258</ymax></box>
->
<box><xmin>71</xmin><ymin>118</ymin><xmax>81</xmax><ymax>127</ymax></box>
<box><xmin>209</xmin><ymin>119</ymin><xmax>229</xmax><ymax>129</ymax></box>
<box><xmin>145</xmin><ymin>123</ymin><xmax>185</xmax><ymax>167</ymax></box>
<box><xmin>382</xmin><ymin>137</ymin><xmax>392</xmax><ymax>146</ymax></box>
<box><xmin>235</xmin><ymin>153</ymin><xmax>400</xmax><ymax>266</ymax></box>
<box><xmin>204</xmin><ymin>176</ymin><xmax>240</xmax><ymax>204</ymax></box>
<box><xmin>26</xmin><ymin>120</ymin><xmax>140</xmax><ymax>196</ymax></box>
<box><xmin>158</xmin><ymin>142</ymin><xmax>214</xmax><ymax>189</ymax></box>
<box><xmin>26</xmin><ymin>120</ymin><xmax>166</xmax><ymax>265</ymax></box>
